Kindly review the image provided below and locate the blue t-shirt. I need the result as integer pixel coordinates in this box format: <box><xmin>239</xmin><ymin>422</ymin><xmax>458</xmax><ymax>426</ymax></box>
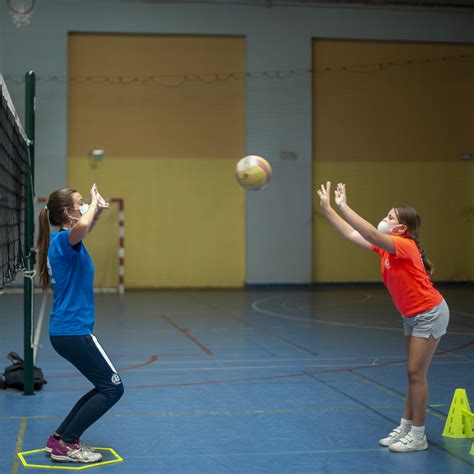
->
<box><xmin>48</xmin><ymin>229</ymin><xmax>95</xmax><ymax>335</ymax></box>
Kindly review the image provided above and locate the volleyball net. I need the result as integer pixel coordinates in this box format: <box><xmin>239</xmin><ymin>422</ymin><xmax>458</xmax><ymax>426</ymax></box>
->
<box><xmin>0</xmin><ymin>74</ymin><xmax>30</xmax><ymax>291</ymax></box>
<box><xmin>0</xmin><ymin>72</ymin><xmax>36</xmax><ymax>395</ymax></box>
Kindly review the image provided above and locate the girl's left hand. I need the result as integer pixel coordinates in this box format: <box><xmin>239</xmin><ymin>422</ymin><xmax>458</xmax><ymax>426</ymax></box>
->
<box><xmin>335</xmin><ymin>183</ymin><xmax>347</xmax><ymax>209</ymax></box>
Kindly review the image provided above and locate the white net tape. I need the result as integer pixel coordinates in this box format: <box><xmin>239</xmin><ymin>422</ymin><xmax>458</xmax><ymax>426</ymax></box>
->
<box><xmin>0</xmin><ymin>74</ymin><xmax>29</xmax><ymax>142</ymax></box>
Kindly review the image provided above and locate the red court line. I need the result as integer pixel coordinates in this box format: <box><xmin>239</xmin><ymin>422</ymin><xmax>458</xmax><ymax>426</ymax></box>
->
<box><xmin>45</xmin><ymin>339</ymin><xmax>474</xmax><ymax>391</ymax></box>
<box><xmin>119</xmin><ymin>355</ymin><xmax>158</xmax><ymax>371</ymax></box>
<box><xmin>161</xmin><ymin>314</ymin><xmax>214</xmax><ymax>356</ymax></box>
<box><xmin>46</xmin><ymin>355</ymin><xmax>158</xmax><ymax>379</ymax></box>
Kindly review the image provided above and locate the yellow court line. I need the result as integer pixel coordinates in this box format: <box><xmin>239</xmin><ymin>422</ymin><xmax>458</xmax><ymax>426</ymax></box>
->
<box><xmin>11</xmin><ymin>416</ymin><xmax>27</xmax><ymax>474</ymax></box>
<box><xmin>1</xmin><ymin>415</ymin><xmax>62</xmax><ymax>420</ymax></box>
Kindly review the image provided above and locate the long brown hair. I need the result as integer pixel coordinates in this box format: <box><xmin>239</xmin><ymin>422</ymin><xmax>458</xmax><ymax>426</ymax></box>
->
<box><xmin>37</xmin><ymin>188</ymin><xmax>77</xmax><ymax>290</ymax></box>
<box><xmin>394</xmin><ymin>205</ymin><xmax>434</xmax><ymax>276</ymax></box>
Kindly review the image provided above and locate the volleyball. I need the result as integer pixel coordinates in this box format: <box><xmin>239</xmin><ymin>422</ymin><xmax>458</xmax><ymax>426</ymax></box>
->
<box><xmin>235</xmin><ymin>155</ymin><xmax>272</xmax><ymax>191</ymax></box>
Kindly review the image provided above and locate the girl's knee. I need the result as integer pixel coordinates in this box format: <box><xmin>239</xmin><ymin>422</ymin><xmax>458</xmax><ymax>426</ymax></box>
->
<box><xmin>111</xmin><ymin>382</ymin><xmax>124</xmax><ymax>401</ymax></box>
<box><xmin>102</xmin><ymin>379</ymin><xmax>124</xmax><ymax>402</ymax></box>
<box><xmin>407</xmin><ymin>367</ymin><xmax>426</xmax><ymax>384</ymax></box>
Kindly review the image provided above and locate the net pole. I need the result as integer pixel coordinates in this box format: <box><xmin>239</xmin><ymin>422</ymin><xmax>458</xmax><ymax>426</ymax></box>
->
<box><xmin>23</xmin><ymin>71</ymin><xmax>35</xmax><ymax>395</ymax></box>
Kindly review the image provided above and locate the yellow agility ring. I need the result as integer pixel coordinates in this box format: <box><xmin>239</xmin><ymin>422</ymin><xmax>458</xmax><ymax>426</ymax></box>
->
<box><xmin>17</xmin><ymin>447</ymin><xmax>123</xmax><ymax>470</ymax></box>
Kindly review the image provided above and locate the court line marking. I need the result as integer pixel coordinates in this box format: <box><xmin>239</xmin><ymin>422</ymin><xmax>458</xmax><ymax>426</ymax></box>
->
<box><xmin>0</xmin><ymin>402</ymin><xmax>451</xmax><ymax>421</ymax></box>
<box><xmin>23</xmin><ymin>337</ymin><xmax>474</xmax><ymax>392</ymax></box>
<box><xmin>44</xmin><ymin>355</ymin><xmax>159</xmax><ymax>379</ymax></box>
<box><xmin>114</xmin><ymin>441</ymin><xmax>474</xmax><ymax>460</ymax></box>
<box><xmin>37</xmin><ymin>353</ymin><xmax>474</xmax><ymax>372</ymax></box>
<box><xmin>24</xmin><ymin>337</ymin><xmax>474</xmax><ymax>392</ymax></box>
<box><xmin>41</xmin><ymin>359</ymin><xmax>474</xmax><ymax>380</ymax></box>
<box><xmin>251</xmin><ymin>295</ymin><xmax>474</xmax><ymax>335</ymax></box>
<box><xmin>185</xmin><ymin>293</ymin><xmax>319</xmax><ymax>355</ymax></box>
<box><xmin>350</xmin><ymin>371</ymin><xmax>447</xmax><ymax>422</ymax></box>
<box><xmin>33</xmin><ymin>293</ymin><xmax>49</xmax><ymax>364</ymax></box>
<box><xmin>161</xmin><ymin>314</ymin><xmax>213</xmax><ymax>356</ymax></box>
<box><xmin>119</xmin><ymin>355</ymin><xmax>158</xmax><ymax>371</ymax></box>
<box><xmin>36</xmin><ymin>362</ymin><xmax>474</xmax><ymax>393</ymax></box>
<box><xmin>11</xmin><ymin>416</ymin><xmax>27</xmax><ymax>474</ymax></box>
<box><xmin>304</xmin><ymin>371</ymin><xmax>472</xmax><ymax>467</ymax></box>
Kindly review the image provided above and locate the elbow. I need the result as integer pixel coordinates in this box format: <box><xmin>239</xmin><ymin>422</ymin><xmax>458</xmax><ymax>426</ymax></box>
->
<box><xmin>73</xmin><ymin>222</ymin><xmax>92</xmax><ymax>240</ymax></box>
<box><xmin>364</xmin><ymin>229</ymin><xmax>379</xmax><ymax>245</ymax></box>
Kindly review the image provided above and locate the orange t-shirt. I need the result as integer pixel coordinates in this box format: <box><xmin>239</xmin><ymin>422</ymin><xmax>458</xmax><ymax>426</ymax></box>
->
<box><xmin>372</xmin><ymin>236</ymin><xmax>442</xmax><ymax>317</ymax></box>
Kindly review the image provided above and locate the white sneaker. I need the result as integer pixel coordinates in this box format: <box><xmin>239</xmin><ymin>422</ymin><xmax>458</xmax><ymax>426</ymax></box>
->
<box><xmin>379</xmin><ymin>426</ymin><xmax>409</xmax><ymax>447</ymax></box>
<box><xmin>76</xmin><ymin>439</ymin><xmax>97</xmax><ymax>453</ymax></box>
<box><xmin>389</xmin><ymin>432</ymin><xmax>428</xmax><ymax>452</ymax></box>
<box><xmin>51</xmin><ymin>442</ymin><xmax>103</xmax><ymax>463</ymax></box>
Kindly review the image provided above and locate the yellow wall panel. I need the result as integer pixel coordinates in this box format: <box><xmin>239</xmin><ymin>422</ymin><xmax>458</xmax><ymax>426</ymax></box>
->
<box><xmin>68</xmin><ymin>34</ymin><xmax>245</xmax><ymax>288</ymax></box>
<box><xmin>313</xmin><ymin>161</ymin><xmax>473</xmax><ymax>282</ymax></box>
<box><xmin>313</xmin><ymin>41</ymin><xmax>474</xmax><ymax>162</ymax></box>
<box><xmin>68</xmin><ymin>34</ymin><xmax>245</xmax><ymax>159</ymax></box>
<box><xmin>68</xmin><ymin>33</ymin><xmax>245</xmax><ymax>159</ymax></box>
<box><xmin>69</xmin><ymin>157</ymin><xmax>244</xmax><ymax>288</ymax></box>
<box><xmin>313</xmin><ymin>40</ymin><xmax>474</xmax><ymax>282</ymax></box>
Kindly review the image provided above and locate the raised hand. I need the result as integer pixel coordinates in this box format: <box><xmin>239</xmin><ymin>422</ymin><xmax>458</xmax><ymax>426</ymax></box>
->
<box><xmin>94</xmin><ymin>186</ymin><xmax>110</xmax><ymax>210</ymax></box>
<box><xmin>317</xmin><ymin>181</ymin><xmax>332</xmax><ymax>210</ymax></box>
<box><xmin>335</xmin><ymin>183</ymin><xmax>347</xmax><ymax>209</ymax></box>
<box><xmin>90</xmin><ymin>183</ymin><xmax>98</xmax><ymax>205</ymax></box>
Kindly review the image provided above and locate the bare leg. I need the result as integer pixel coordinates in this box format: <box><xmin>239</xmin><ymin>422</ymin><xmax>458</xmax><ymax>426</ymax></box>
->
<box><xmin>402</xmin><ymin>336</ymin><xmax>413</xmax><ymax>421</ymax></box>
<box><xmin>403</xmin><ymin>335</ymin><xmax>440</xmax><ymax>426</ymax></box>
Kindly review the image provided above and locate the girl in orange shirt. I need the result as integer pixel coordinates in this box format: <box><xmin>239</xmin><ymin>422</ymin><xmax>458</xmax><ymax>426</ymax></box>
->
<box><xmin>317</xmin><ymin>181</ymin><xmax>449</xmax><ymax>453</ymax></box>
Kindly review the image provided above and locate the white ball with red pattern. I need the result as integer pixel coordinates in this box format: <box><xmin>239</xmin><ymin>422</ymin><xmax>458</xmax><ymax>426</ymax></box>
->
<box><xmin>235</xmin><ymin>155</ymin><xmax>272</xmax><ymax>191</ymax></box>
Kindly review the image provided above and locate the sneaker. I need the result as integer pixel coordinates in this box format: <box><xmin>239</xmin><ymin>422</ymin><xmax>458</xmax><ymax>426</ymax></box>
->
<box><xmin>389</xmin><ymin>432</ymin><xmax>428</xmax><ymax>452</ymax></box>
<box><xmin>379</xmin><ymin>426</ymin><xmax>409</xmax><ymax>447</ymax></box>
<box><xmin>76</xmin><ymin>439</ymin><xmax>96</xmax><ymax>453</ymax></box>
<box><xmin>45</xmin><ymin>436</ymin><xmax>96</xmax><ymax>455</ymax></box>
<box><xmin>51</xmin><ymin>442</ymin><xmax>102</xmax><ymax>463</ymax></box>
<box><xmin>45</xmin><ymin>435</ymin><xmax>60</xmax><ymax>454</ymax></box>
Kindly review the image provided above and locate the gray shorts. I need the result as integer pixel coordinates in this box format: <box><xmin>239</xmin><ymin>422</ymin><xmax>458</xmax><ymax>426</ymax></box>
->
<box><xmin>402</xmin><ymin>299</ymin><xmax>450</xmax><ymax>339</ymax></box>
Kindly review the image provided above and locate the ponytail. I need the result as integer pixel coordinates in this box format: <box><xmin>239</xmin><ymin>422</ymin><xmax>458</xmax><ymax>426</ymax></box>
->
<box><xmin>36</xmin><ymin>188</ymin><xmax>77</xmax><ymax>291</ymax></box>
<box><xmin>393</xmin><ymin>205</ymin><xmax>434</xmax><ymax>277</ymax></box>
<box><xmin>414</xmin><ymin>239</ymin><xmax>434</xmax><ymax>276</ymax></box>
<box><xmin>37</xmin><ymin>207</ymin><xmax>51</xmax><ymax>291</ymax></box>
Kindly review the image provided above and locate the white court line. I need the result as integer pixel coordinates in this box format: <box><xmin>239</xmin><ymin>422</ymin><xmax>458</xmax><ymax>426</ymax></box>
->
<box><xmin>251</xmin><ymin>296</ymin><xmax>474</xmax><ymax>335</ymax></box>
<box><xmin>42</xmin><ymin>359</ymin><xmax>474</xmax><ymax>375</ymax></box>
<box><xmin>134</xmin><ymin>360</ymin><xmax>473</xmax><ymax>372</ymax></box>
<box><xmin>33</xmin><ymin>293</ymin><xmax>49</xmax><ymax>364</ymax></box>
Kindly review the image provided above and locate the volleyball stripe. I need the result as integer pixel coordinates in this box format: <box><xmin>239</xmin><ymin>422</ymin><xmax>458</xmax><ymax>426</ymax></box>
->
<box><xmin>235</xmin><ymin>155</ymin><xmax>272</xmax><ymax>190</ymax></box>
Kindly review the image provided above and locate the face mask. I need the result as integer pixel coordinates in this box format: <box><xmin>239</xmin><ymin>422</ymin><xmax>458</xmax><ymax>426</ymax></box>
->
<box><xmin>68</xmin><ymin>203</ymin><xmax>89</xmax><ymax>221</ymax></box>
<box><xmin>79</xmin><ymin>203</ymin><xmax>89</xmax><ymax>215</ymax></box>
<box><xmin>377</xmin><ymin>220</ymin><xmax>396</xmax><ymax>234</ymax></box>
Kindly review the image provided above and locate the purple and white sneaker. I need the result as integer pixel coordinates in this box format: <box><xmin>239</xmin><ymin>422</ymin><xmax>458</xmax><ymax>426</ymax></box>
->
<box><xmin>50</xmin><ymin>441</ymin><xmax>102</xmax><ymax>463</ymax></box>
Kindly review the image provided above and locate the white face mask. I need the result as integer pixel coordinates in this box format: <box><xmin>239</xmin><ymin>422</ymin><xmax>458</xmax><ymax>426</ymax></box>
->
<box><xmin>79</xmin><ymin>203</ymin><xmax>89</xmax><ymax>215</ymax></box>
<box><xmin>377</xmin><ymin>220</ymin><xmax>397</xmax><ymax>234</ymax></box>
<box><xmin>68</xmin><ymin>203</ymin><xmax>89</xmax><ymax>221</ymax></box>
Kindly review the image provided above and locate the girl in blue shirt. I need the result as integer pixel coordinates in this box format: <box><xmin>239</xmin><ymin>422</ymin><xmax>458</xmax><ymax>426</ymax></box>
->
<box><xmin>37</xmin><ymin>183</ymin><xmax>124</xmax><ymax>463</ymax></box>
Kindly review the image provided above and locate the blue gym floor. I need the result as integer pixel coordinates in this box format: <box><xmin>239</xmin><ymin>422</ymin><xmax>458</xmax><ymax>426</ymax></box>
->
<box><xmin>1</xmin><ymin>284</ymin><xmax>473</xmax><ymax>473</ymax></box>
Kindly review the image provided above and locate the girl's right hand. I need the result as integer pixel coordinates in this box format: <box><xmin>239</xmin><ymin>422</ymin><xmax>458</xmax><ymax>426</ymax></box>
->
<box><xmin>90</xmin><ymin>183</ymin><xmax>98</xmax><ymax>205</ymax></box>
<box><xmin>317</xmin><ymin>181</ymin><xmax>332</xmax><ymax>209</ymax></box>
<box><xmin>93</xmin><ymin>184</ymin><xmax>109</xmax><ymax>210</ymax></box>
